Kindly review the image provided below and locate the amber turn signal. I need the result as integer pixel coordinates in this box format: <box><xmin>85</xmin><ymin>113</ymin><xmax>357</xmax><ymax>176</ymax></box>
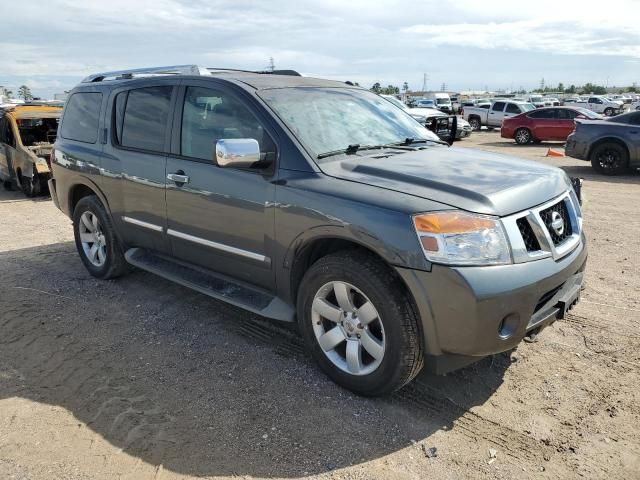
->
<box><xmin>413</xmin><ymin>212</ymin><xmax>497</xmax><ymax>234</ymax></box>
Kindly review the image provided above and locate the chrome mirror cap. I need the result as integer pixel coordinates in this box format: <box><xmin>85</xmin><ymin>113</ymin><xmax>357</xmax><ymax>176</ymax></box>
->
<box><xmin>215</xmin><ymin>138</ymin><xmax>260</xmax><ymax>168</ymax></box>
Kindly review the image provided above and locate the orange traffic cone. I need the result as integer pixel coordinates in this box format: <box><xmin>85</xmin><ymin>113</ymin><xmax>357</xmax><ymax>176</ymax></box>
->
<box><xmin>546</xmin><ymin>148</ymin><xmax>565</xmax><ymax>157</ymax></box>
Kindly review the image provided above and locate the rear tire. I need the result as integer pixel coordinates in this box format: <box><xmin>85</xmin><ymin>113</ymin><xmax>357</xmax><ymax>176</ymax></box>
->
<box><xmin>19</xmin><ymin>172</ymin><xmax>41</xmax><ymax>197</ymax></box>
<box><xmin>297</xmin><ymin>250</ymin><xmax>424</xmax><ymax>396</ymax></box>
<box><xmin>73</xmin><ymin>195</ymin><xmax>128</xmax><ymax>279</ymax></box>
<box><xmin>3</xmin><ymin>180</ymin><xmax>12</xmax><ymax>190</ymax></box>
<box><xmin>515</xmin><ymin>128</ymin><xmax>532</xmax><ymax>145</ymax></box>
<box><xmin>590</xmin><ymin>142</ymin><xmax>629</xmax><ymax>175</ymax></box>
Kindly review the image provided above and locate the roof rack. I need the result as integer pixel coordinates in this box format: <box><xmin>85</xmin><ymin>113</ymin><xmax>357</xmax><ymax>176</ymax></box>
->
<box><xmin>82</xmin><ymin>65</ymin><xmax>301</xmax><ymax>83</ymax></box>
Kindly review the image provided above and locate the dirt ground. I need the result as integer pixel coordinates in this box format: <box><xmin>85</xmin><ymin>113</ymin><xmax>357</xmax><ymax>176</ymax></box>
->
<box><xmin>1</xmin><ymin>131</ymin><xmax>639</xmax><ymax>480</ymax></box>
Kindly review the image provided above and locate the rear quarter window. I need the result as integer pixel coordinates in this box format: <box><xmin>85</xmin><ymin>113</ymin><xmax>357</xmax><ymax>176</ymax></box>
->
<box><xmin>60</xmin><ymin>92</ymin><xmax>103</xmax><ymax>143</ymax></box>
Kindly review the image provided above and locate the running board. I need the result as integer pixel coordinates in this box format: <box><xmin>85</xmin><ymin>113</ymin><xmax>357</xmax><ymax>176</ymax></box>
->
<box><xmin>124</xmin><ymin>248</ymin><xmax>295</xmax><ymax>322</ymax></box>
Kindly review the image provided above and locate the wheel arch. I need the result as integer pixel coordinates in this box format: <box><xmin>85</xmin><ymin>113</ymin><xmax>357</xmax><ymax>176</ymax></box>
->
<box><xmin>67</xmin><ymin>178</ymin><xmax>112</xmax><ymax>217</ymax></box>
<box><xmin>587</xmin><ymin>136</ymin><xmax>630</xmax><ymax>160</ymax></box>
<box><xmin>286</xmin><ymin>233</ymin><xmax>421</xmax><ymax>321</ymax></box>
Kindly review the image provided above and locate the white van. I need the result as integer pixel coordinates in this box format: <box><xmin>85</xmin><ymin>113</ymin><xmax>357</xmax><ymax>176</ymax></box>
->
<box><xmin>428</xmin><ymin>93</ymin><xmax>453</xmax><ymax>113</ymax></box>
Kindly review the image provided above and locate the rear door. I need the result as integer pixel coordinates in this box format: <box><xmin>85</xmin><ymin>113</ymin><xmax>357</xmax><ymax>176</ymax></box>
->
<box><xmin>527</xmin><ymin>109</ymin><xmax>556</xmax><ymax>139</ymax></box>
<box><xmin>555</xmin><ymin>109</ymin><xmax>578</xmax><ymax>140</ymax></box>
<box><xmin>488</xmin><ymin>101</ymin><xmax>506</xmax><ymax>126</ymax></box>
<box><xmin>165</xmin><ymin>81</ymin><xmax>277</xmax><ymax>289</ymax></box>
<box><xmin>102</xmin><ymin>83</ymin><xmax>176</xmax><ymax>253</ymax></box>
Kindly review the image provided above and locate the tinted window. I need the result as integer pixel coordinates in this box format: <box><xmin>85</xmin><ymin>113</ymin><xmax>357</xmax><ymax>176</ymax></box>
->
<box><xmin>121</xmin><ymin>86</ymin><xmax>172</xmax><ymax>152</ymax></box>
<box><xmin>181</xmin><ymin>86</ymin><xmax>275</xmax><ymax>163</ymax></box>
<box><xmin>60</xmin><ymin>92</ymin><xmax>102</xmax><ymax>143</ymax></box>
<box><xmin>505</xmin><ymin>103</ymin><xmax>521</xmax><ymax>114</ymax></box>
<box><xmin>557</xmin><ymin>109</ymin><xmax>577</xmax><ymax>120</ymax></box>
<box><xmin>113</xmin><ymin>91</ymin><xmax>127</xmax><ymax>144</ymax></box>
<box><xmin>528</xmin><ymin>109</ymin><xmax>556</xmax><ymax>119</ymax></box>
<box><xmin>491</xmin><ymin>102</ymin><xmax>505</xmax><ymax>112</ymax></box>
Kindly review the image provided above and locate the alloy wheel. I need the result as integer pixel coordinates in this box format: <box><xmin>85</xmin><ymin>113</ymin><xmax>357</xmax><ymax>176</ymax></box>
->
<box><xmin>311</xmin><ymin>281</ymin><xmax>385</xmax><ymax>376</ymax></box>
<box><xmin>79</xmin><ymin>211</ymin><xmax>107</xmax><ymax>267</ymax></box>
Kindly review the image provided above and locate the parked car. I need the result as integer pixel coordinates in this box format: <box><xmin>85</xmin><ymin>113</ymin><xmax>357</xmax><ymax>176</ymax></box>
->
<box><xmin>565</xmin><ymin>110</ymin><xmax>640</xmax><ymax>175</ymax></box>
<box><xmin>564</xmin><ymin>96</ymin><xmax>624</xmax><ymax>116</ymax></box>
<box><xmin>381</xmin><ymin>95</ymin><xmax>472</xmax><ymax>141</ymax></box>
<box><xmin>501</xmin><ymin>107</ymin><xmax>601</xmax><ymax>144</ymax></box>
<box><xmin>0</xmin><ymin>102</ymin><xmax>62</xmax><ymax>196</ymax></box>
<box><xmin>415</xmin><ymin>99</ymin><xmax>435</xmax><ymax>108</ymax></box>
<box><xmin>526</xmin><ymin>95</ymin><xmax>553</xmax><ymax>108</ymax></box>
<box><xmin>51</xmin><ymin>65</ymin><xmax>587</xmax><ymax>396</ymax></box>
<box><xmin>463</xmin><ymin>100</ymin><xmax>536</xmax><ymax>130</ymax></box>
<box><xmin>450</xmin><ymin>95</ymin><xmax>460</xmax><ymax>113</ymax></box>
<box><xmin>545</xmin><ymin>97</ymin><xmax>561</xmax><ymax>107</ymax></box>
<box><xmin>630</xmin><ymin>100</ymin><xmax>640</xmax><ymax>111</ymax></box>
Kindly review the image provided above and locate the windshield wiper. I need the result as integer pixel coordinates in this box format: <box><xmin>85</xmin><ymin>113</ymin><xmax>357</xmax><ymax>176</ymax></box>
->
<box><xmin>317</xmin><ymin>144</ymin><xmax>385</xmax><ymax>159</ymax></box>
<box><xmin>317</xmin><ymin>137</ymin><xmax>447</xmax><ymax>159</ymax></box>
<box><xmin>386</xmin><ymin>137</ymin><xmax>449</xmax><ymax>147</ymax></box>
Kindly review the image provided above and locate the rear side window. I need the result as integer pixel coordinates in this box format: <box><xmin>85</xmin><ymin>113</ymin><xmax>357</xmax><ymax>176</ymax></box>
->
<box><xmin>528</xmin><ymin>109</ymin><xmax>556</xmax><ymax>119</ymax></box>
<box><xmin>557</xmin><ymin>109</ymin><xmax>577</xmax><ymax>120</ymax></box>
<box><xmin>61</xmin><ymin>92</ymin><xmax>102</xmax><ymax>143</ymax></box>
<box><xmin>491</xmin><ymin>102</ymin><xmax>505</xmax><ymax>112</ymax></box>
<box><xmin>120</xmin><ymin>86</ymin><xmax>172</xmax><ymax>152</ymax></box>
<box><xmin>505</xmin><ymin>103</ymin><xmax>521</xmax><ymax>114</ymax></box>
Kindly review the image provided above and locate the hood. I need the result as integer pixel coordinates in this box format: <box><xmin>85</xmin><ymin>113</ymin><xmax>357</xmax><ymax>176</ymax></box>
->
<box><xmin>320</xmin><ymin>146</ymin><xmax>570</xmax><ymax>217</ymax></box>
<box><xmin>408</xmin><ymin>107</ymin><xmax>447</xmax><ymax>117</ymax></box>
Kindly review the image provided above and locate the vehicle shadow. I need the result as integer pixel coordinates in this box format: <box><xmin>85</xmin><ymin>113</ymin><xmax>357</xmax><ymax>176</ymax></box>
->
<box><xmin>0</xmin><ymin>242</ymin><xmax>512</xmax><ymax>478</ymax></box>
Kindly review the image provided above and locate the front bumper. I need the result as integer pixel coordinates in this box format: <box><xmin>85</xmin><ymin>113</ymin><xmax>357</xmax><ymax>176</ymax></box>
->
<box><xmin>396</xmin><ymin>234</ymin><xmax>587</xmax><ymax>373</ymax></box>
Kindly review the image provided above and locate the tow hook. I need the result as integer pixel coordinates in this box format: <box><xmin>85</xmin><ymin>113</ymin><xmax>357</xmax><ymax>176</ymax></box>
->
<box><xmin>524</xmin><ymin>328</ymin><xmax>540</xmax><ymax>343</ymax></box>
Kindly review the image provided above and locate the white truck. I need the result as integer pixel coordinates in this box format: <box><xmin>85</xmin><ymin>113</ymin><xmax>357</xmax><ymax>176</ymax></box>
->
<box><xmin>428</xmin><ymin>92</ymin><xmax>453</xmax><ymax>113</ymax></box>
<box><xmin>564</xmin><ymin>96</ymin><xmax>624</xmax><ymax>116</ymax></box>
<box><xmin>462</xmin><ymin>100</ymin><xmax>535</xmax><ymax>130</ymax></box>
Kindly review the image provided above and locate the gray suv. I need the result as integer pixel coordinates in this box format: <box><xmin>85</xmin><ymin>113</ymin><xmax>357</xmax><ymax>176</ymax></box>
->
<box><xmin>50</xmin><ymin>65</ymin><xmax>587</xmax><ymax>396</ymax></box>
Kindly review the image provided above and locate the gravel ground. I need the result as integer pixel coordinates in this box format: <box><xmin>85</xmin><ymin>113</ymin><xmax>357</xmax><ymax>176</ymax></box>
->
<box><xmin>0</xmin><ymin>131</ymin><xmax>639</xmax><ymax>479</ymax></box>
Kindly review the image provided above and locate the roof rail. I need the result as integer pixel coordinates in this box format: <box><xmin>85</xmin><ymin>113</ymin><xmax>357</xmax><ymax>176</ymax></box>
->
<box><xmin>82</xmin><ymin>65</ymin><xmax>302</xmax><ymax>83</ymax></box>
<box><xmin>81</xmin><ymin>65</ymin><xmax>211</xmax><ymax>83</ymax></box>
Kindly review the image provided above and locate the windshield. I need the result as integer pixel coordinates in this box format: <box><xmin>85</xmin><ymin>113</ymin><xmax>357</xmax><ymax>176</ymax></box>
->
<box><xmin>259</xmin><ymin>87</ymin><xmax>439</xmax><ymax>159</ymax></box>
<box><xmin>530</xmin><ymin>96</ymin><xmax>543</xmax><ymax>102</ymax></box>
<box><xmin>520</xmin><ymin>103</ymin><xmax>536</xmax><ymax>112</ymax></box>
<box><xmin>436</xmin><ymin>98</ymin><xmax>450</xmax><ymax>105</ymax></box>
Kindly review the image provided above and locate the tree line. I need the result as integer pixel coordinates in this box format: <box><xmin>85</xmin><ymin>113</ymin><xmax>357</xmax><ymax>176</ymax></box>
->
<box><xmin>0</xmin><ymin>85</ymin><xmax>34</xmax><ymax>101</ymax></box>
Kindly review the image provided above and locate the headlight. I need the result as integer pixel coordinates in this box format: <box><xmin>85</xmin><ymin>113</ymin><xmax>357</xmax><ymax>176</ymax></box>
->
<box><xmin>412</xmin><ymin>211</ymin><xmax>511</xmax><ymax>266</ymax></box>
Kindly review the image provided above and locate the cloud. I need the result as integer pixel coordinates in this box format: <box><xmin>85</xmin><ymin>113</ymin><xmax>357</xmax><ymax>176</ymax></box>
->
<box><xmin>1</xmin><ymin>0</ymin><xmax>638</xmax><ymax>97</ymax></box>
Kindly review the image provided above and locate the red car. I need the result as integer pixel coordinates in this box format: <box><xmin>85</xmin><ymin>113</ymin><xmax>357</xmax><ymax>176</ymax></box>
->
<box><xmin>501</xmin><ymin>107</ymin><xmax>601</xmax><ymax>144</ymax></box>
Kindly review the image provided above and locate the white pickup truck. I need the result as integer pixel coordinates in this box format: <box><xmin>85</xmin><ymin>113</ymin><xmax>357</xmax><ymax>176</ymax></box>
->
<box><xmin>462</xmin><ymin>100</ymin><xmax>535</xmax><ymax>130</ymax></box>
<box><xmin>564</xmin><ymin>96</ymin><xmax>624</xmax><ymax>116</ymax></box>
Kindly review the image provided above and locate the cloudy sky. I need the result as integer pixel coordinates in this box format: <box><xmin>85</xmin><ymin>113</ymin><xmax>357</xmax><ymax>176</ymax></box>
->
<box><xmin>2</xmin><ymin>0</ymin><xmax>639</xmax><ymax>98</ymax></box>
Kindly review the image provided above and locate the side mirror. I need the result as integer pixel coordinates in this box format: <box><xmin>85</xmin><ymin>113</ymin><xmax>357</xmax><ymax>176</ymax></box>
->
<box><xmin>215</xmin><ymin>138</ymin><xmax>260</xmax><ymax>168</ymax></box>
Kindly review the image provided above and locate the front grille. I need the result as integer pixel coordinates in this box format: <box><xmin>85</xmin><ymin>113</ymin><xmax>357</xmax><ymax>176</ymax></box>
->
<box><xmin>516</xmin><ymin>217</ymin><xmax>541</xmax><ymax>251</ymax></box>
<box><xmin>539</xmin><ymin>200</ymin><xmax>573</xmax><ymax>245</ymax></box>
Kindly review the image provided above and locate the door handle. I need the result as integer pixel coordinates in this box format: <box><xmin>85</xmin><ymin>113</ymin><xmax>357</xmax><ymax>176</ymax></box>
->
<box><xmin>167</xmin><ymin>171</ymin><xmax>190</xmax><ymax>184</ymax></box>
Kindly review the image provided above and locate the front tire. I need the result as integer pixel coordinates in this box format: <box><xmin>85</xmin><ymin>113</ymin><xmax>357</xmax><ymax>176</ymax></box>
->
<box><xmin>297</xmin><ymin>250</ymin><xmax>424</xmax><ymax>396</ymax></box>
<box><xmin>19</xmin><ymin>172</ymin><xmax>41</xmax><ymax>197</ymax></box>
<box><xmin>468</xmin><ymin>117</ymin><xmax>481</xmax><ymax>131</ymax></box>
<box><xmin>515</xmin><ymin>128</ymin><xmax>532</xmax><ymax>145</ymax></box>
<box><xmin>73</xmin><ymin>195</ymin><xmax>128</xmax><ymax>279</ymax></box>
<box><xmin>604</xmin><ymin>107</ymin><xmax>614</xmax><ymax>116</ymax></box>
<box><xmin>590</xmin><ymin>142</ymin><xmax>629</xmax><ymax>175</ymax></box>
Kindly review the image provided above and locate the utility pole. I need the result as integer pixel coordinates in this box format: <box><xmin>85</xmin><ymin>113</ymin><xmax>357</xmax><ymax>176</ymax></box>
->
<box><xmin>540</xmin><ymin>77</ymin><xmax>545</xmax><ymax>91</ymax></box>
<box><xmin>268</xmin><ymin>57</ymin><xmax>275</xmax><ymax>72</ymax></box>
<box><xmin>441</xmin><ymin>82</ymin><xmax>446</xmax><ymax>92</ymax></box>
<box><xmin>422</xmin><ymin>73</ymin><xmax>429</xmax><ymax>93</ymax></box>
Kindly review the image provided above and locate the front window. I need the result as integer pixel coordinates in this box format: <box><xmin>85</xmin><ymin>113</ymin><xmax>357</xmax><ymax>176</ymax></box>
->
<box><xmin>259</xmin><ymin>87</ymin><xmax>439</xmax><ymax>159</ymax></box>
<box><xmin>529</xmin><ymin>96</ymin><xmax>543</xmax><ymax>103</ymax></box>
<box><xmin>436</xmin><ymin>98</ymin><xmax>450</xmax><ymax>105</ymax></box>
<box><xmin>383</xmin><ymin>95</ymin><xmax>407</xmax><ymax>111</ymax></box>
<box><xmin>520</xmin><ymin>103</ymin><xmax>536</xmax><ymax>112</ymax></box>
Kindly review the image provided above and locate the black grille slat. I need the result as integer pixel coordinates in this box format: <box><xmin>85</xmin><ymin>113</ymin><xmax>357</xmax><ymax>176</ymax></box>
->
<box><xmin>516</xmin><ymin>217</ymin><xmax>541</xmax><ymax>252</ymax></box>
<box><xmin>534</xmin><ymin>284</ymin><xmax>563</xmax><ymax>313</ymax></box>
<box><xmin>540</xmin><ymin>200</ymin><xmax>573</xmax><ymax>245</ymax></box>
